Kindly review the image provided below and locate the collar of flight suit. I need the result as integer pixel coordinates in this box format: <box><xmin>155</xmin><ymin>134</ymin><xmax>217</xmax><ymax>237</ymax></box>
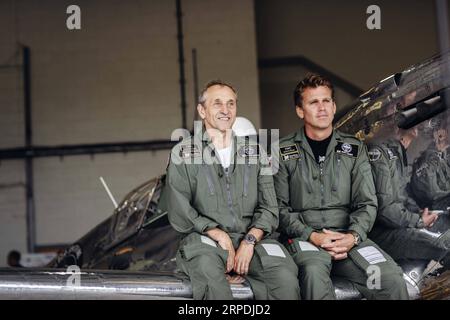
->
<box><xmin>387</xmin><ymin>139</ymin><xmax>408</xmax><ymax>166</ymax></box>
<box><xmin>424</xmin><ymin>142</ymin><xmax>449</xmax><ymax>161</ymax></box>
<box><xmin>293</xmin><ymin>127</ymin><xmax>342</xmax><ymax>162</ymax></box>
<box><xmin>193</xmin><ymin>125</ymin><xmax>240</xmax><ymax>176</ymax></box>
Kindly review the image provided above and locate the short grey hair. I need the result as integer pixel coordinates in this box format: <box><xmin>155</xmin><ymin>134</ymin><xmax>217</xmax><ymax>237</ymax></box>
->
<box><xmin>198</xmin><ymin>80</ymin><xmax>238</xmax><ymax>105</ymax></box>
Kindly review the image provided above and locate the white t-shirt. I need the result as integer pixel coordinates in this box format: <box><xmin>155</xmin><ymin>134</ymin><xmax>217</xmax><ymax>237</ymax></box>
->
<box><xmin>216</xmin><ymin>143</ymin><xmax>233</xmax><ymax>169</ymax></box>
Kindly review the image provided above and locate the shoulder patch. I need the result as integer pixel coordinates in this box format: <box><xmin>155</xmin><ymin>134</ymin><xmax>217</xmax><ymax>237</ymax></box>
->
<box><xmin>368</xmin><ymin>147</ymin><xmax>382</xmax><ymax>162</ymax></box>
<box><xmin>386</xmin><ymin>148</ymin><xmax>398</xmax><ymax>160</ymax></box>
<box><xmin>280</xmin><ymin>144</ymin><xmax>300</xmax><ymax>161</ymax></box>
<box><xmin>238</xmin><ymin>145</ymin><xmax>259</xmax><ymax>158</ymax></box>
<box><xmin>335</xmin><ymin>142</ymin><xmax>359</xmax><ymax>158</ymax></box>
<box><xmin>415</xmin><ymin>163</ymin><xmax>429</xmax><ymax>177</ymax></box>
<box><xmin>179</xmin><ymin>144</ymin><xmax>201</xmax><ymax>158</ymax></box>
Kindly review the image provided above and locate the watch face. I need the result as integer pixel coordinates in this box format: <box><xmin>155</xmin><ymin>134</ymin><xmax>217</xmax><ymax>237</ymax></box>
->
<box><xmin>351</xmin><ymin>232</ymin><xmax>360</xmax><ymax>245</ymax></box>
<box><xmin>245</xmin><ymin>234</ymin><xmax>256</xmax><ymax>243</ymax></box>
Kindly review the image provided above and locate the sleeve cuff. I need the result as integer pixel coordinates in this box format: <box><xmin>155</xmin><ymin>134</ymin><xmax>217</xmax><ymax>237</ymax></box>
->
<box><xmin>408</xmin><ymin>214</ymin><xmax>421</xmax><ymax>228</ymax></box>
<box><xmin>249</xmin><ymin>221</ymin><xmax>273</xmax><ymax>236</ymax></box>
<box><xmin>348</xmin><ymin>225</ymin><xmax>367</xmax><ymax>242</ymax></box>
<box><xmin>194</xmin><ymin>217</ymin><xmax>219</xmax><ymax>234</ymax></box>
<box><xmin>297</xmin><ymin>226</ymin><xmax>314</xmax><ymax>242</ymax></box>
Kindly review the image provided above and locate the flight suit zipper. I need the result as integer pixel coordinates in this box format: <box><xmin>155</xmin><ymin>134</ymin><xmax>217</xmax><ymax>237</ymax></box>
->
<box><xmin>202</xmin><ymin>164</ymin><xmax>215</xmax><ymax>195</ymax></box>
<box><xmin>319</xmin><ymin>160</ymin><xmax>327</xmax><ymax>224</ymax></box>
<box><xmin>224</xmin><ymin>167</ymin><xmax>237</xmax><ymax>231</ymax></box>
<box><xmin>243</xmin><ymin>163</ymin><xmax>250</xmax><ymax>197</ymax></box>
<box><xmin>319</xmin><ymin>161</ymin><xmax>325</xmax><ymax>207</ymax></box>
<box><xmin>298</xmin><ymin>155</ymin><xmax>312</xmax><ymax>194</ymax></box>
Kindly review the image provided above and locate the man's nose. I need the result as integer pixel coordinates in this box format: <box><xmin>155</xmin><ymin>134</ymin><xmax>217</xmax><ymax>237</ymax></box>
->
<box><xmin>318</xmin><ymin>102</ymin><xmax>326</xmax><ymax>110</ymax></box>
<box><xmin>220</xmin><ymin>104</ymin><xmax>230</xmax><ymax>114</ymax></box>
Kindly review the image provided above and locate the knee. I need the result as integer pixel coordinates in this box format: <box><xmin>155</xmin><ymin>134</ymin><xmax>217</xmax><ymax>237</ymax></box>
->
<box><xmin>297</xmin><ymin>263</ymin><xmax>331</xmax><ymax>286</ymax></box>
<box><xmin>299</xmin><ymin>259</ymin><xmax>331</xmax><ymax>277</ymax></box>
<box><xmin>273</xmin><ymin>267</ymin><xmax>299</xmax><ymax>287</ymax></box>
<box><xmin>263</xmin><ymin>267</ymin><xmax>300</xmax><ymax>300</ymax></box>
<box><xmin>191</xmin><ymin>254</ymin><xmax>225</xmax><ymax>279</ymax></box>
<box><xmin>379</xmin><ymin>271</ymin><xmax>408</xmax><ymax>298</ymax></box>
<box><xmin>380</xmin><ymin>271</ymin><xmax>405</xmax><ymax>288</ymax></box>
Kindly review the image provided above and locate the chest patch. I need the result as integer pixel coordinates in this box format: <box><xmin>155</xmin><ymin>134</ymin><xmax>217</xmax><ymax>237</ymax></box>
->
<box><xmin>368</xmin><ymin>148</ymin><xmax>382</xmax><ymax>162</ymax></box>
<box><xmin>386</xmin><ymin>148</ymin><xmax>398</xmax><ymax>160</ymax></box>
<box><xmin>415</xmin><ymin>163</ymin><xmax>429</xmax><ymax>177</ymax></box>
<box><xmin>179</xmin><ymin>144</ymin><xmax>201</xmax><ymax>158</ymax></box>
<box><xmin>335</xmin><ymin>142</ymin><xmax>359</xmax><ymax>158</ymax></box>
<box><xmin>280</xmin><ymin>144</ymin><xmax>300</xmax><ymax>161</ymax></box>
<box><xmin>238</xmin><ymin>145</ymin><xmax>259</xmax><ymax>158</ymax></box>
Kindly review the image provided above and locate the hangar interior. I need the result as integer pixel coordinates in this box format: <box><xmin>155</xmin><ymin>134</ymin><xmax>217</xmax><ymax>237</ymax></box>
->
<box><xmin>0</xmin><ymin>0</ymin><xmax>444</xmax><ymax>267</ymax></box>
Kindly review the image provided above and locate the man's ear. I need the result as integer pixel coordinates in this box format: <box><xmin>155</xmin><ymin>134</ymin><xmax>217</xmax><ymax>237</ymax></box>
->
<box><xmin>296</xmin><ymin>105</ymin><xmax>304</xmax><ymax>119</ymax></box>
<box><xmin>197</xmin><ymin>104</ymin><xmax>206</xmax><ymax>119</ymax></box>
<box><xmin>332</xmin><ymin>101</ymin><xmax>337</xmax><ymax>115</ymax></box>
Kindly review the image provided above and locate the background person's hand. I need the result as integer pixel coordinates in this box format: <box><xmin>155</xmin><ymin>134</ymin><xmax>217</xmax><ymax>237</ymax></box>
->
<box><xmin>421</xmin><ymin>208</ymin><xmax>439</xmax><ymax>227</ymax></box>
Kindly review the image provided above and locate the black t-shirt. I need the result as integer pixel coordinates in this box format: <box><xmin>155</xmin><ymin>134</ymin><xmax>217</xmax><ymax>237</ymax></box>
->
<box><xmin>306</xmin><ymin>132</ymin><xmax>332</xmax><ymax>163</ymax></box>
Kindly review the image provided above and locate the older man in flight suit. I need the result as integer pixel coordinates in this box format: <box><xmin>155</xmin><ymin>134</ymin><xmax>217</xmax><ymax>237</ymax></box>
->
<box><xmin>273</xmin><ymin>74</ymin><xmax>409</xmax><ymax>300</ymax></box>
<box><xmin>165</xmin><ymin>80</ymin><xmax>300</xmax><ymax>300</ymax></box>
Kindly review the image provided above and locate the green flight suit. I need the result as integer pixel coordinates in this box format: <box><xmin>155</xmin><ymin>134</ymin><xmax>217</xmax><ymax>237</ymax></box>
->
<box><xmin>274</xmin><ymin>128</ymin><xmax>408</xmax><ymax>300</ymax></box>
<box><xmin>410</xmin><ymin>144</ymin><xmax>450</xmax><ymax>209</ymax></box>
<box><xmin>165</xmin><ymin>131</ymin><xmax>300</xmax><ymax>300</ymax></box>
<box><xmin>368</xmin><ymin>140</ymin><xmax>450</xmax><ymax>268</ymax></box>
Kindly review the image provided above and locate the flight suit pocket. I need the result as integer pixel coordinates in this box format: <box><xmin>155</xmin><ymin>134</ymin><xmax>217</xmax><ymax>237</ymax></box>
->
<box><xmin>348</xmin><ymin>239</ymin><xmax>395</xmax><ymax>272</ymax></box>
<box><xmin>254</xmin><ymin>240</ymin><xmax>297</xmax><ymax>274</ymax></box>
<box><xmin>242</xmin><ymin>211</ymin><xmax>254</xmax><ymax>218</ymax></box>
<box><xmin>282</xmin><ymin>237</ymin><xmax>333</xmax><ymax>271</ymax></box>
<box><xmin>194</xmin><ymin>171</ymin><xmax>221</xmax><ymax>215</ymax></box>
<box><xmin>196</xmin><ymin>165</ymin><xmax>219</xmax><ymax>212</ymax></box>
<box><xmin>332</xmin><ymin>159</ymin><xmax>351</xmax><ymax>204</ymax></box>
<box><xmin>242</xmin><ymin>165</ymin><xmax>257</xmax><ymax>212</ymax></box>
<box><xmin>258</xmin><ymin>182</ymin><xmax>277</xmax><ymax>207</ymax></box>
<box><xmin>180</xmin><ymin>233</ymin><xmax>228</xmax><ymax>265</ymax></box>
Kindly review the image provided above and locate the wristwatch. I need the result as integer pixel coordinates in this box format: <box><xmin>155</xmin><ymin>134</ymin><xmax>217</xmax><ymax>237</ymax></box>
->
<box><xmin>349</xmin><ymin>231</ymin><xmax>361</xmax><ymax>246</ymax></box>
<box><xmin>243</xmin><ymin>233</ymin><xmax>257</xmax><ymax>245</ymax></box>
<box><xmin>416</xmin><ymin>217</ymin><xmax>425</xmax><ymax>229</ymax></box>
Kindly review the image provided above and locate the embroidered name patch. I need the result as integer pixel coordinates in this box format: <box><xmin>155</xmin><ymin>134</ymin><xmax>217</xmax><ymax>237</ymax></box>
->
<box><xmin>357</xmin><ymin>246</ymin><xmax>387</xmax><ymax>265</ymax></box>
<box><xmin>335</xmin><ymin>142</ymin><xmax>359</xmax><ymax>158</ymax></box>
<box><xmin>298</xmin><ymin>241</ymin><xmax>319</xmax><ymax>252</ymax></box>
<box><xmin>261</xmin><ymin>244</ymin><xmax>286</xmax><ymax>258</ymax></box>
<box><xmin>179</xmin><ymin>145</ymin><xmax>201</xmax><ymax>158</ymax></box>
<box><xmin>280</xmin><ymin>144</ymin><xmax>300</xmax><ymax>161</ymax></box>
